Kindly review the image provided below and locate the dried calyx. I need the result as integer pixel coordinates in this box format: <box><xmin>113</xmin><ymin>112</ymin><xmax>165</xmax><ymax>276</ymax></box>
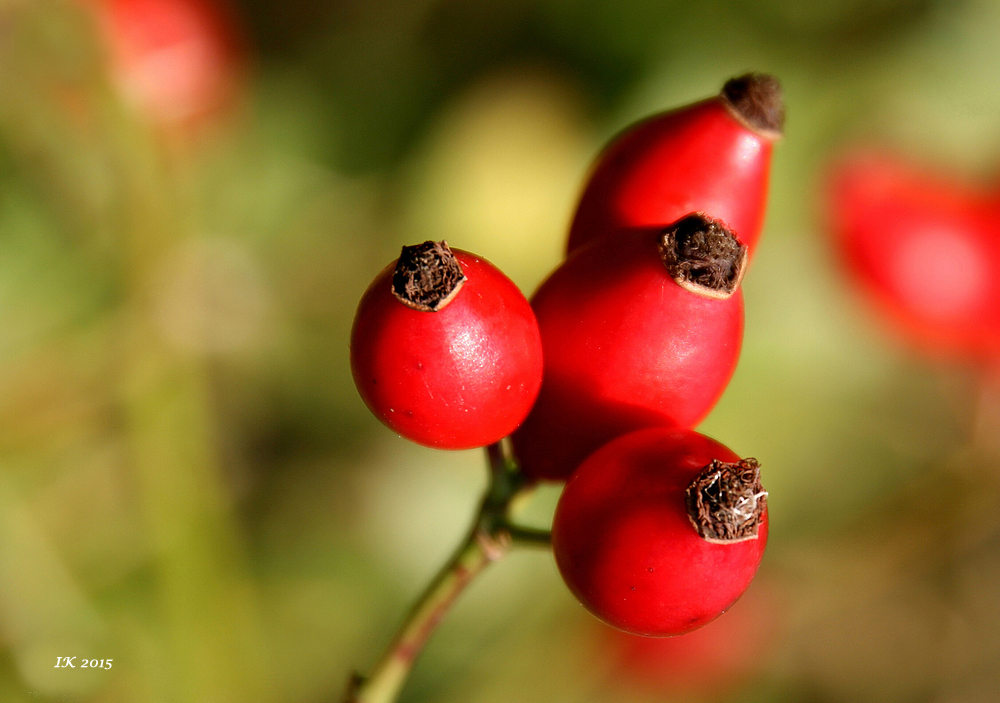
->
<box><xmin>658</xmin><ymin>213</ymin><xmax>747</xmax><ymax>299</ymax></box>
<box><xmin>686</xmin><ymin>458</ymin><xmax>767</xmax><ymax>544</ymax></box>
<box><xmin>392</xmin><ymin>240</ymin><xmax>467</xmax><ymax>312</ymax></box>
<box><xmin>720</xmin><ymin>73</ymin><xmax>785</xmax><ymax>140</ymax></box>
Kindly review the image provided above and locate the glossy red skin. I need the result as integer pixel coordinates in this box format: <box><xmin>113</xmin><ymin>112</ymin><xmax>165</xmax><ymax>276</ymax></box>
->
<box><xmin>350</xmin><ymin>250</ymin><xmax>543</xmax><ymax>450</ymax></box>
<box><xmin>566</xmin><ymin>98</ymin><xmax>775</xmax><ymax>257</ymax></box>
<box><xmin>511</xmin><ymin>228</ymin><xmax>743</xmax><ymax>481</ymax></box>
<box><xmin>598</xmin><ymin>576</ymin><xmax>779</xmax><ymax>695</ymax></box>
<box><xmin>552</xmin><ymin>427</ymin><xmax>768</xmax><ymax>637</ymax></box>
<box><xmin>827</xmin><ymin>152</ymin><xmax>1000</xmax><ymax>360</ymax></box>
<box><xmin>87</xmin><ymin>0</ymin><xmax>246</xmax><ymax>129</ymax></box>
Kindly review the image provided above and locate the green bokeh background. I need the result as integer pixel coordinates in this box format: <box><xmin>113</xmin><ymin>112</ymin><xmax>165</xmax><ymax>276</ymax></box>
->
<box><xmin>2</xmin><ymin>0</ymin><xmax>1000</xmax><ymax>701</ymax></box>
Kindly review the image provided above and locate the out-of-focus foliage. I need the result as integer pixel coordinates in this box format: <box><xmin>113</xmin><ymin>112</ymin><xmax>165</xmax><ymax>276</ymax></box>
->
<box><xmin>2</xmin><ymin>0</ymin><xmax>1000</xmax><ymax>702</ymax></box>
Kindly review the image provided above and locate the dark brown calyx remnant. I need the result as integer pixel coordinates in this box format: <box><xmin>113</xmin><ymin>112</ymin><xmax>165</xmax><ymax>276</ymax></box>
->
<box><xmin>720</xmin><ymin>73</ymin><xmax>785</xmax><ymax>140</ymax></box>
<box><xmin>686</xmin><ymin>458</ymin><xmax>767</xmax><ymax>544</ymax></box>
<box><xmin>658</xmin><ymin>213</ymin><xmax>747</xmax><ymax>299</ymax></box>
<box><xmin>392</xmin><ymin>240</ymin><xmax>467</xmax><ymax>312</ymax></box>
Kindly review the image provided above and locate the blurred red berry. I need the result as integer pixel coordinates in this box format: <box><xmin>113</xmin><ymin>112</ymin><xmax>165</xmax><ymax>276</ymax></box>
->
<box><xmin>85</xmin><ymin>0</ymin><xmax>247</xmax><ymax>131</ymax></box>
<box><xmin>596</xmin><ymin>577</ymin><xmax>780</xmax><ymax>696</ymax></box>
<box><xmin>826</xmin><ymin>151</ymin><xmax>1000</xmax><ymax>361</ymax></box>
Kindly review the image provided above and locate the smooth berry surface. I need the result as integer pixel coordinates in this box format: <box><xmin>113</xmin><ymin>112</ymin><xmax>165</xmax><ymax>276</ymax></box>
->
<box><xmin>552</xmin><ymin>427</ymin><xmax>768</xmax><ymax>637</ymax></box>
<box><xmin>598</xmin><ymin>575</ymin><xmax>779</xmax><ymax>696</ymax></box>
<box><xmin>350</xmin><ymin>249</ymin><xmax>543</xmax><ymax>450</ymax></box>
<box><xmin>512</xmin><ymin>228</ymin><xmax>743</xmax><ymax>481</ymax></box>
<box><xmin>566</xmin><ymin>97</ymin><xmax>776</xmax><ymax>257</ymax></box>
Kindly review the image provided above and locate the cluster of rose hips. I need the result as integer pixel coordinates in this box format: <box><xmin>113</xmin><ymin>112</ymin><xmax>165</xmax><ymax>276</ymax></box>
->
<box><xmin>350</xmin><ymin>73</ymin><xmax>784</xmax><ymax>637</ymax></box>
<box><xmin>826</xmin><ymin>150</ymin><xmax>1000</xmax><ymax>363</ymax></box>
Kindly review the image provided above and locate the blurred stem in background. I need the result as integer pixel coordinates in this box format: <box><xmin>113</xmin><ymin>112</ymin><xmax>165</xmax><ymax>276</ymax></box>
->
<box><xmin>116</xmin><ymin>133</ymin><xmax>273</xmax><ymax>701</ymax></box>
<box><xmin>0</xmin><ymin>2</ymin><xmax>273</xmax><ymax>699</ymax></box>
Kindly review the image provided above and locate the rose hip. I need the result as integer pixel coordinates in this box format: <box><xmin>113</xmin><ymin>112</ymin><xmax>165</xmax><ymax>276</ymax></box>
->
<box><xmin>350</xmin><ymin>241</ymin><xmax>543</xmax><ymax>450</ymax></box>
<box><xmin>512</xmin><ymin>214</ymin><xmax>745</xmax><ymax>481</ymax></box>
<box><xmin>826</xmin><ymin>151</ymin><xmax>1000</xmax><ymax>360</ymax></box>
<box><xmin>566</xmin><ymin>73</ymin><xmax>784</xmax><ymax>258</ymax></box>
<box><xmin>552</xmin><ymin>427</ymin><xmax>768</xmax><ymax>637</ymax></box>
<box><xmin>85</xmin><ymin>0</ymin><xmax>247</xmax><ymax>131</ymax></box>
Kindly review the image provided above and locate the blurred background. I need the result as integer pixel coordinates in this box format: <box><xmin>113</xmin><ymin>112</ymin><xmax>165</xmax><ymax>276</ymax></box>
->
<box><xmin>2</xmin><ymin>0</ymin><xmax>1000</xmax><ymax>701</ymax></box>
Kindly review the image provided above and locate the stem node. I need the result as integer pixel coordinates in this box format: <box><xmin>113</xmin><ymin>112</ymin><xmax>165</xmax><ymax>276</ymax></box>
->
<box><xmin>345</xmin><ymin>442</ymin><xmax>550</xmax><ymax>703</ymax></box>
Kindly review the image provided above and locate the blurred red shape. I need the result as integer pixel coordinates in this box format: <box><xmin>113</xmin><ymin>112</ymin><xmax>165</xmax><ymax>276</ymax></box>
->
<box><xmin>826</xmin><ymin>150</ymin><xmax>1000</xmax><ymax>362</ymax></box>
<box><xmin>86</xmin><ymin>0</ymin><xmax>248</xmax><ymax>132</ymax></box>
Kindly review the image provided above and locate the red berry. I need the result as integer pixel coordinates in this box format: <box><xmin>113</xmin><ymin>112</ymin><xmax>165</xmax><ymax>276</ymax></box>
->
<box><xmin>826</xmin><ymin>151</ymin><xmax>1000</xmax><ymax>360</ymax></box>
<box><xmin>85</xmin><ymin>0</ymin><xmax>246</xmax><ymax>130</ymax></box>
<box><xmin>350</xmin><ymin>241</ymin><xmax>543</xmax><ymax>450</ymax></box>
<box><xmin>566</xmin><ymin>73</ymin><xmax>784</xmax><ymax>257</ymax></box>
<box><xmin>597</xmin><ymin>576</ymin><xmax>780</xmax><ymax>695</ymax></box>
<box><xmin>552</xmin><ymin>427</ymin><xmax>768</xmax><ymax>637</ymax></box>
<box><xmin>512</xmin><ymin>214</ymin><xmax>745</xmax><ymax>481</ymax></box>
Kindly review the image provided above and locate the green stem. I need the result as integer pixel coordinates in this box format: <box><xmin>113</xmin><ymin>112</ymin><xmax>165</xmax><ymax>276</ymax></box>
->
<box><xmin>345</xmin><ymin>441</ymin><xmax>549</xmax><ymax>703</ymax></box>
<box><xmin>345</xmin><ymin>528</ymin><xmax>496</xmax><ymax>703</ymax></box>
